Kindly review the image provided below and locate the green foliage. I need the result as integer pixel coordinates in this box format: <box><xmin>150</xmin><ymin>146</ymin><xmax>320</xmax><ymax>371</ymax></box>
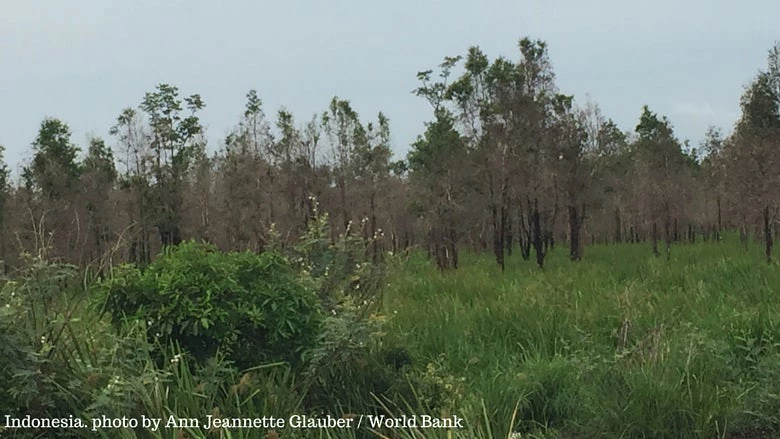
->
<box><xmin>83</xmin><ymin>137</ymin><xmax>117</xmax><ymax>184</ymax></box>
<box><xmin>740</xmin><ymin>71</ymin><xmax>780</xmax><ymax>131</ymax></box>
<box><xmin>0</xmin><ymin>144</ymin><xmax>10</xmax><ymax>196</ymax></box>
<box><xmin>6</xmin><ymin>234</ymin><xmax>780</xmax><ymax>438</ymax></box>
<box><xmin>22</xmin><ymin>118</ymin><xmax>82</xmax><ymax>199</ymax></box>
<box><xmin>137</xmin><ymin>83</ymin><xmax>207</xmax><ymax>246</ymax></box>
<box><xmin>0</xmin><ymin>257</ymin><xmax>162</xmax><ymax>437</ymax></box>
<box><xmin>267</xmin><ymin>199</ymin><xmax>410</xmax><ymax>414</ymax></box>
<box><xmin>99</xmin><ymin>241</ymin><xmax>322</xmax><ymax>369</ymax></box>
<box><xmin>384</xmin><ymin>240</ymin><xmax>780</xmax><ymax>438</ymax></box>
<box><xmin>407</xmin><ymin>111</ymin><xmax>464</xmax><ymax>177</ymax></box>
<box><xmin>277</xmin><ymin>200</ymin><xmax>388</xmax><ymax>308</ymax></box>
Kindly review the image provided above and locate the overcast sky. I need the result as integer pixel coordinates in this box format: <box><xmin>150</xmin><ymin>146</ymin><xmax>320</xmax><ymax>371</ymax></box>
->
<box><xmin>1</xmin><ymin>0</ymin><xmax>777</xmax><ymax>176</ymax></box>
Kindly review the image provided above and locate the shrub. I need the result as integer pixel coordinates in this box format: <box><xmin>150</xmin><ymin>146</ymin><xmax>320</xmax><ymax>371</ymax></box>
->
<box><xmin>99</xmin><ymin>241</ymin><xmax>322</xmax><ymax>369</ymax></box>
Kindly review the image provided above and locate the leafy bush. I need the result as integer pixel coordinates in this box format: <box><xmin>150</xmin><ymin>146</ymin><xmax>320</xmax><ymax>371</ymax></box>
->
<box><xmin>99</xmin><ymin>241</ymin><xmax>322</xmax><ymax>369</ymax></box>
<box><xmin>275</xmin><ymin>200</ymin><xmax>392</xmax><ymax>310</ymax></box>
<box><xmin>267</xmin><ymin>200</ymin><xmax>413</xmax><ymax>413</ymax></box>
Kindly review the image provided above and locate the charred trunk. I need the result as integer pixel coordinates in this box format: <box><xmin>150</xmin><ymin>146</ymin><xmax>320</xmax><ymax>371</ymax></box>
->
<box><xmin>449</xmin><ymin>218</ymin><xmax>458</xmax><ymax>269</ymax></box>
<box><xmin>664</xmin><ymin>215</ymin><xmax>672</xmax><ymax>260</ymax></box>
<box><xmin>651</xmin><ymin>222</ymin><xmax>659</xmax><ymax>257</ymax></box>
<box><xmin>614</xmin><ymin>207</ymin><xmax>623</xmax><ymax>244</ymax></box>
<box><xmin>764</xmin><ymin>205</ymin><xmax>773</xmax><ymax>264</ymax></box>
<box><xmin>531</xmin><ymin>198</ymin><xmax>545</xmax><ymax>268</ymax></box>
<box><xmin>568</xmin><ymin>204</ymin><xmax>585</xmax><ymax>261</ymax></box>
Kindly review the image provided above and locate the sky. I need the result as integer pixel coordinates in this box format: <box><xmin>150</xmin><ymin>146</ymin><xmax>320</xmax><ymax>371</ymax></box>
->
<box><xmin>1</xmin><ymin>0</ymin><xmax>778</xmax><ymax>177</ymax></box>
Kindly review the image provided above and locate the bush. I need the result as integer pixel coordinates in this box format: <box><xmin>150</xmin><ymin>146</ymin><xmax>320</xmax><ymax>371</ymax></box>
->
<box><xmin>99</xmin><ymin>241</ymin><xmax>322</xmax><ymax>369</ymax></box>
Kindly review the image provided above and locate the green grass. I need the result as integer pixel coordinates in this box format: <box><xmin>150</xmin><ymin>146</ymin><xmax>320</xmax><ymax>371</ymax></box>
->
<box><xmin>4</xmin><ymin>238</ymin><xmax>780</xmax><ymax>438</ymax></box>
<box><xmin>380</xmin><ymin>239</ymin><xmax>780</xmax><ymax>438</ymax></box>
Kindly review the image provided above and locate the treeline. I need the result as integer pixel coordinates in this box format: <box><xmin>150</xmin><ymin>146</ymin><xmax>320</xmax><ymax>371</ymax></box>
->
<box><xmin>0</xmin><ymin>38</ymin><xmax>778</xmax><ymax>272</ymax></box>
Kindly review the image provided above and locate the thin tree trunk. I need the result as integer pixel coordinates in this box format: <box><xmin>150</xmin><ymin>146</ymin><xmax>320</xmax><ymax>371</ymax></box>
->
<box><xmin>531</xmin><ymin>198</ymin><xmax>545</xmax><ymax>268</ymax></box>
<box><xmin>740</xmin><ymin>216</ymin><xmax>749</xmax><ymax>251</ymax></box>
<box><xmin>370</xmin><ymin>192</ymin><xmax>379</xmax><ymax>263</ymax></box>
<box><xmin>764</xmin><ymin>205</ymin><xmax>773</xmax><ymax>264</ymax></box>
<box><xmin>614</xmin><ymin>207</ymin><xmax>622</xmax><ymax>244</ymax></box>
<box><xmin>651</xmin><ymin>222</ymin><xmax>659</xmax><ymax>257</ymax></box>
<box><xmin>568</xmin><ymin>204</ymin><xmax>584</xmax><ymax>261</ymax></box>
<box><xmin>665</xmin><ymin>215</ymin><xmax>672</xmax><ymax>260</ymax></box>
<box><xmin>449</xmin><ymin>218</ymin><xmax>458</xmax><ymax>269</ymax></box>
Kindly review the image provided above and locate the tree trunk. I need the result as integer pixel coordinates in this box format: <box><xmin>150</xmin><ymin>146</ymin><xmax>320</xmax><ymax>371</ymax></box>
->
<box><xmin>370</xmin><ymin>193</ymin><xmax>379</xmax><ymax>263</ymax></box>
<box><xmin>531</xmin><ymin>198</ymin><xmax>545</xmax><ymax>268</ymax></box>
<box><xmin>716</xmin><ymin>196</ymin><xmax>722</xmax><ymax>237</ymax></box>
<box><xmin>519</xmin><ymin>202</ymin><xmax>532</xmax><ymax>260</ymax></box>
<box><xmin>740</xmin><ymin>218</ymin><xmax>749</xmax><ymax>251</ymax></box>
<box><xmin>568</xmin><ymin>204</ymin><xmax>584</xmax><ymax>261</ymax></box>
<box><xmin>614</xmin><ymin>207</ymin><xmax>622</xmax><ymax>244</ymax></box>
<box><xmin>339</xmin><ymin>179</ymin><xmax>349</xmax><ymax>233</ymax></box>
<box><xmin>488</xmin><ymin>172</ymin><xmax>505</xmax><ymax>271</ymax></box>
<box><xmin>651</xmin><ymin>222</ymin><xmax>659</xmax><ymax>257</ymax></box>
<box><xmin>664</xmin><ymin>215</ymin><xmax>672</xmax><ymax>260</ymax></box>
<box><xmin>491</xmin><ymin>203</ymin><xmax>504</xmax><ymax>270</ymax></box>
<box><xmin>449</xmin><ymin>218</ymin><xmax>458</xmax><ymax>269</ymax></box>
<box><xmin>505</xmin><ymin>208</ymin><xmax>513</xmax><ymax>257</ymax></box>
<box><xmin>764</xmin><ymin>205</ymin><xmax>773</xmax><ymax>264</ymax></box>
<box><xmin>159</xmin><ymin>209</ymin><xmax>182</xmax><ymax>247</ymax></box>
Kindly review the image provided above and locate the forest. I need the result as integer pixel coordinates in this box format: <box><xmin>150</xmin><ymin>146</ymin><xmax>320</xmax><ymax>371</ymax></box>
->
<box><xmin>0</xmin><ymin>37</ymin><xmax>779</xmax><ymax>438</ymax></box>
<box><xmin>0</xmin><ymin>40</ymin><xmax>777</xmax><ymax>273</ymax></box>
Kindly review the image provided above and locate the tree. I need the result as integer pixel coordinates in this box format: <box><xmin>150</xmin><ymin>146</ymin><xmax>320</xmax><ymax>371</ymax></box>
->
<box><xmin>700</xmin><ymin>126</ymin><xmax>726</xmax><ymax>241</ymax></box>
<box><xmin>729</xmin><ymin>42</ymin><xmax>780</xmax><ymax>262</ymax></box>
<box><xmin>140</xmin><ymin>84</ymin><xmax>206</xmax><ymax>247</ymax></box>
<box><xmin>217</xmin><ymin>91</ymin><xmax>273</xmax><ymax>251</ymax></box>
<box><xmin>440</xmin><ymin>38</ymin><xmax>564</xmax><ymax>269</ymax></box>
<box><xmin>410</xmin><ymin>58</ymin><xmax>469</xmax><ymax>270</ymax></box>
<box><xmin>553</xmin><ymin>100</ymin><xmax>589</xmax><ymax>261</ymax></box>
<box><xmin>633</xmin><ymin>106</ymin><xmax>688</xmax><ymax>258</ymax></box>
<box><xmin>80</xmin><ymin>137</ymin><xmax>117</xmax><ymax>263</ymax></box>
<box><xmin>110</xmin><ymin>107</ymin><xmax>153</xmax><ymax>265</ymax></box>
<box><xmin>23</xmin><ymin>118</ymin><xmax>81</xmax><ymax>200</ymax></box>
<box><xmin>353</xmin><ymin>113</ymin><xmax>393</xmax><ymax>262</ymax></box>
<box><xmin>408</xmin><ymin>110</ymin><xmax>467</xmax><ymax>270</ymax></box>
<box><xmin>322</xmin><ymin>97</ymin><xmax>363</xmax><ymax>232</ymax></box>
<box><xmin>586</xmin><ymin>113</ymin><xmax>632</xmax><ymax>245</ymax></box>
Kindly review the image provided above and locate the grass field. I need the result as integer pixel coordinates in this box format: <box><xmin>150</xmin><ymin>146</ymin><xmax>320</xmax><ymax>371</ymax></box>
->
<box><xmin>3</xmin><ymin>238</ymin><xmax>780</xmax><ymax>439</ymax></box>
<box><xmin>379</xmin><ymin>240</ymin><xmax>780</xmax><ymax>438</ymax></box>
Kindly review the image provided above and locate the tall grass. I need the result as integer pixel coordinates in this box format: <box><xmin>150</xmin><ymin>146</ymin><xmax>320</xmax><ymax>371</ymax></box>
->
<box><xmin>3</xmin><ymin>238</ymin><xmax>780</xmax><ymax>438</ymax></box>
<box><xmin>382</xmin><ymin>239</ymin><xmax>780</xmax><ymax>438</ymax></box>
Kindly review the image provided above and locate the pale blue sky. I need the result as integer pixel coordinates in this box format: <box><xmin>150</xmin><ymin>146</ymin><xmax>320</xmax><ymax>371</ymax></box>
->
<box><xmin>1</xmin><ymin>0</ymin><xmax>777</xmax><ymax>176</ymax></box>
